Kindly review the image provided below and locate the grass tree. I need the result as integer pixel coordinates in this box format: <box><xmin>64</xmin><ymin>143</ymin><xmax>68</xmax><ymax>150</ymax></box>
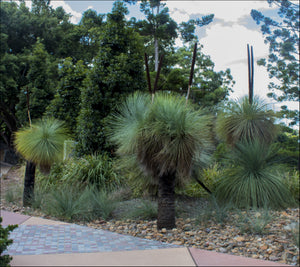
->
<box><xmin>14</xmin><ymin>118</ymin><xmax>69</xmax><ymax>206</ymax></box>
<box><xmin>216</xmin><ymin>96</ymin><xmax>277</xmax><ymax>146</ymax></box>
<box><xmin>214</xmin><ymin>140</ymin><xmax>295</xmax><ymax>209</ymax></box>
<box><xmin>109</xmin><ymin>92</ymin><xmax>212</xmax><ymax>229</ymax></box>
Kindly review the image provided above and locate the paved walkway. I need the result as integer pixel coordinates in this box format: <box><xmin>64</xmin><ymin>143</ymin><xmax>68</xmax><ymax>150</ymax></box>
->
<box><xmin>1</xmin><ymin>210</ymin><xmax>290</xmax><ymax>266</ymax></box>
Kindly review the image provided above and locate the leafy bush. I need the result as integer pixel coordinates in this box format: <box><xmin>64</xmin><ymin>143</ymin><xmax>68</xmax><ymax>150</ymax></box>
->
<box><xmin>37</xmin><ymin>154</ymin><xmax>122</xmax><ymax>192</ymax></box>
<box><xmin>0</xmin><ymin>217</ymin><xmax>18</xmax><ymax>267</ymax></box>
<box><xmin>180</xmin><ymin>163</ymin><xmax>223</xmax><ymax>197</ymax></box>
<box><xmin>61</xmin><ymin>154</ymin><xmax>121</xmax><ymax>191</ymax></box>
<box><xmin>214</xmin><ymin>141</ymin><xmax>295</xmax><ymax>209</ymax></box>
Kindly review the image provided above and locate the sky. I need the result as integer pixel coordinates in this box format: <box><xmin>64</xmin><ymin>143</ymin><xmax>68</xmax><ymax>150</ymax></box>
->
<box><xmin>17</xmin><ymin>1</ymin><xmax>299</xmax><ymax>113</ymax></box>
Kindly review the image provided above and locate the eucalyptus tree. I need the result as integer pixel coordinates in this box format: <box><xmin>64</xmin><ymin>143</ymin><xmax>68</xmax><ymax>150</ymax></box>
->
<box><xmin>109</xmin><ymin>92</ymin><xmax>212</xmax><ymax>229</ymax></box>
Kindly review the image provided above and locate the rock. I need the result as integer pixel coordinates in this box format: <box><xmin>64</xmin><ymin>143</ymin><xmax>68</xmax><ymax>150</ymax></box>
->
<box><xmin>235</xmin><ymin>236</ymin><xmax>245</xmax><ymax>242</ymax></box>
<box><xmin>185</xmin><ymin>231</ymin><xmax>196</xmax><ymax>236</ymax></box>
<box><xmin>261</xmin><ymin>245</ymin><xmax>268</xmax><ymax>250</ymax></box>
<box><xmin>219</xmin><ymin>248</ymin><xmax>227</xmax><ymax>253</ymax></box>
<box><xmin>161</xmin><ymin>228</ymin><xmax>167</xmax><ymax>233</ymax></box>
<box><xmin>205</xmin><ymin>228</ymin><xmax>211</xmax><ymax>233</ymax></box>
<box><xmin>269</xmin><ymin>256</ymin><xmax>280</xmax><ymax>261</ymax></box>
<box><xmin>172</xmin><ymin>241</ymin><xmax>183</xmax><ymax>246</ymax></box>
<box><xmin>184</xmin><ymin>224</ymin><xmax>192</xmax><ymax>231</ymax></box>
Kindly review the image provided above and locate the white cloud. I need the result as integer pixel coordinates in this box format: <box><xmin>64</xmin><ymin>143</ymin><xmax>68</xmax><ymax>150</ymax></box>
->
<box><xmin>10</xmin><ymin>0</ymin><xmax>82</xmax><ymax>24</ymax></box>
<box><xmin>49</xmin><ymin>1</ymin><xmax>82</xmax><ymax>24</ymax></box>
<box><xmin>198</xmin><ymin>24</ymin><xmax>271</xmax><ymax>100</ymax></box>
<box><xmin>166</xmin><ymin>1</ymin><xmax>276</xmax><ymax>23</ymax></box>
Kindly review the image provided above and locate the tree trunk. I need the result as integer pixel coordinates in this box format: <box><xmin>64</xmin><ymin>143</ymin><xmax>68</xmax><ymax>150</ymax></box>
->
<box><xmin>154</xmin><ymin>38</ymin><xmax>159</xmax><ymax>72</ymax></box>
<box><xmin>157</xmin><ymin>172</ymin><xmax>176</xmax><ymax>230</ymax></box>
<box><xmin>23</xmin><ymin>161</ymin><xmax>36</xmax><ymax>207</ymax></box>
<box><xmin>154</xmin><ymin>4</ymin><xmax>160</xmax><ymax>72</ymax></box>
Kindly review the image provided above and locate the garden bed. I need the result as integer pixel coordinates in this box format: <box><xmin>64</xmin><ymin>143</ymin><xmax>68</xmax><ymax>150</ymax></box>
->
<box><xmin>1</xmin><ymin>165</ymin><xmax>299</xmax><ymax>266</ymax></box>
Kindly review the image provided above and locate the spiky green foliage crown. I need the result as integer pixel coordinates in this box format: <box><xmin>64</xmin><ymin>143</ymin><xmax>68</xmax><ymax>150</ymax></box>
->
<box><xmin>216</xmin><ymin>96</ymin><xmax>277</xmax><ymax>146</ymax></box>
<box><xmin>14</xmin><ymin>118</ymin><xmax>69</xmax><ymax>167</ymax></box>
<box><xmin>214</xmin><ymin>140</ymin><xmax>295</xmax><ymax>209</ymax></box>
<box><xmin>109</xmin><ymin>92</ymin><xmax>212</xmax><ymax>178</ymax></box>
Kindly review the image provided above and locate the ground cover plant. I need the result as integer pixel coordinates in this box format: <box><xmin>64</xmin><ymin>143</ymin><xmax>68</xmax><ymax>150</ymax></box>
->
<box><xmin>0</xmin><ymin>217</ymin><xmax>18</xmax><ymax>267</ymax></box>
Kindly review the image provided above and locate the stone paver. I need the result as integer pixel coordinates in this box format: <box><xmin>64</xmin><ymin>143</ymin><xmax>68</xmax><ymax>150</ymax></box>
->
<box><xmin>5</xmin><ymin>224</ymin><xmax>180</xmax><ymax>256</ymax></box>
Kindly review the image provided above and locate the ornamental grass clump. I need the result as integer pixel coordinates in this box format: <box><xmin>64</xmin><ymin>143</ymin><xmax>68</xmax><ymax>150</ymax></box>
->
<box><xmin>214</xmin><ymin>141</ymin><xmax>295</xmax><ymax>209</ymax></box>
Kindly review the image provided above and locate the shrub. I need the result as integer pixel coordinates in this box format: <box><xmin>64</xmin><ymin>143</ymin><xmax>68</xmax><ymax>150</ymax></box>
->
<box><xmin>0</xmin><ymin>217</ymin><xmax>18</xmax><ymax>267</ymax></box>
<box><xmin>60</xmin><ymin>154</ymin><xmax>121</xmax><ymax>191</ymax></box>
<box><xmin>180</xmin><ymin>163</ymin><xmax>223</xmax><ymax>197</ymax></box>
<box><xmin>214</xmin><ymin>141</ymin><xmax>295</xmax><ymax>209</ymax></box>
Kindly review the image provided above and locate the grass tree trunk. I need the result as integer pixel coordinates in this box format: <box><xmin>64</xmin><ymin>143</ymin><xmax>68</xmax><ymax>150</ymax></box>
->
<box><xmin>23</xmin><ymin>161</ymin><xmax>36</xmax><ymax>206</ymax></box>
<box><xmin>157</xmin><ymin>172</ymin><xmax>176</xmax><ymax>230</ymax></box>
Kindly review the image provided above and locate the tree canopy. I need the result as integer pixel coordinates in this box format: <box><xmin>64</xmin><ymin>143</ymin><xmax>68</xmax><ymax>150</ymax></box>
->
<box><xmin>251</xmin><ymin>0</ymin><xmax>299</xmax><ymax>125</ymax></box>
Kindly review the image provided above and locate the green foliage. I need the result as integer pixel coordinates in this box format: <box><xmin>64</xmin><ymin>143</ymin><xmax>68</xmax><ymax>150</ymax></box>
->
<box><xmin>195</xmin><ymin>195</ymin><xmax>232</xmax><ymax>226</ymax></box>
<box><xmin>109</xmin><ymin>92</ymin><xmax>212</xmax><ymax>180</ymax></box>
<box><xmin>4</xmin><ymin>185</ymin><xmax>22</xmax><ymax>204</ymax></box>
<box><xmin>236</xmin><ymin>209</ymin><xmax>272</xmax><ymax>235</ymax></box>
<box><xmin>179</xmin><ymin>163</ymin><xmax>223</xmax><ymax>197</ymax></box>
<box><xmin>14</xmin><ymin>118</ymin><xmax>69</xmax><ymax>171</ymax></box>
<box><xmin>251</xmin><ymin>1</ymin><xmax>299</xmax><ymax>125</ymax></box>
<box><xmin>125</xmin><ymin>200</ymin><xmax>158</xmax><ymax>220</ymax></box>
<box><xmin>46</xmin><ymin>58</ymin><xmax>88</xmax><ymax>134</ymax></box>
<box><xmin>275</xmin><ymin>126</ymin><xmax>299</xmax><ymax>169</ymax></box>
<box><xmin>76</xmin><ymin>1</ymin><xmax>146</xmax><ymax>155</ymax></box>
<box><xmin>282</xmin><ymin>170</ymin><xmax>300</xmax><ymax>202</ymax></box>
<box><xmin>169</xmin><ymin>45</ymin><xmax>234</xmax><ymax>108</ymax></box>
<box><xmin>216</xmin><ymin>96</ymin><xmax>277</xmax><ymax>146</ymax></box>
<box><xmin>15</xmin><ymin>39</ymin><xmax>58</xmax><ymax>126</ymax></box>
<box><xmin>88</xmin><ymin>189</ymin><xmax>117</xmax><ymax>221</ymax></box>
<box><xmin>0</xmin><ymin>217</ymin><xmax>18</xmax><ymax>267</ymax></box>
<box><xmin>214</xmin><ymin>141</ymin><xmax>295</xmax><ymax>209</ymax></box>
<box><xmin>43</xmin><ymin>186</ymin><xmax>90</xmax><ymax>221</ymax></box>
<box><xmin>59</xmin><ymin>154</ymin><xmax>121</xmax><ymax>191</ymax></box>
